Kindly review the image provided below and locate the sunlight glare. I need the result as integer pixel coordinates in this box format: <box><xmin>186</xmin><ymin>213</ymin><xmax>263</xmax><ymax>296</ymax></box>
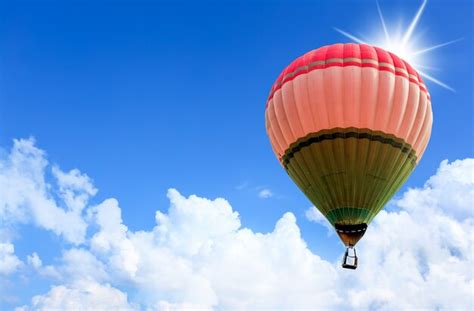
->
<box><xmin>335</xmin><ymin>0</ymin><xmax>460</xmax><ymax>91</ymax></box>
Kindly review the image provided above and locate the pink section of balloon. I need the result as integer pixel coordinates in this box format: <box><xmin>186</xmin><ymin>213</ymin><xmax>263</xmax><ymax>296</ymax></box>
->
<box><xmin>265</xmin><ymin>44</ymin><xmax>433</xmax><ymax>163</ymax></box>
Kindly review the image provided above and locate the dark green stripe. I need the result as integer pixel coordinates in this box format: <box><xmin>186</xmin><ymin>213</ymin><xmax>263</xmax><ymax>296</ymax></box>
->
<box><xmin>283</xmin><ymin>128</ymin><xmax>416</xmax><ymax>168</ymax></box>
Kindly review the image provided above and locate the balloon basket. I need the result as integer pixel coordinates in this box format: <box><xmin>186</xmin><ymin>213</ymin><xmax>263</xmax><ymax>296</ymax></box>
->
<box><xmin>342</xmin><ymin>247</ymin><xmax>358</xmax><ymax>270</ymax></box>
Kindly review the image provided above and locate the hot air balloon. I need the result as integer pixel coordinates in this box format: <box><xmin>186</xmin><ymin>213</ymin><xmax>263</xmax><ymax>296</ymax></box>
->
<box><xmin>265</xmin><ymin>43</ymin><xmax>432</xmax><ymax>269</ymax></box>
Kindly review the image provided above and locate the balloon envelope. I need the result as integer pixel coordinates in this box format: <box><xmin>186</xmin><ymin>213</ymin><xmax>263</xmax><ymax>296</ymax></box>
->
<box><xmin>265</xmin><ymin>43</ymin><xmax>432</xmax><ymax>246</ymax></box>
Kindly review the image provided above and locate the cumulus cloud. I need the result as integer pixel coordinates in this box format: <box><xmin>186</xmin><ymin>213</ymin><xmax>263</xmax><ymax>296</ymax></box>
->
<box><xmin>0</xmin><ymin>138</ymin><xmax>94</xmax><ymax>244</ymax></box>
<box><xmin>258</xmin><ymin>188</ymin><xmax>273</xmax><ymax>199</ymax></box>
<box><xmin>78</xmin><ymin>190</ymin><xmax>338</xmax><ymax>309</ymax></box>
<box><xmin>397</xmin><ymin>159</ymin><xmax>474</xmax><ymax>220</ymax></box>
<box><xmin>16</xmin><ymin>281</ymin><xmax>135</xmax><ymax>311</ymax></box>
<box><xmin>23</xmin><ymin>186</ymin><xmax>338</xmax><ymax>309</ymax></box>
<box><xmin>0</xmin><ymin>243</ymin><xmax>22</xmax><ymax>275</ymax></box>
<box><xmin>2</xmin><ymin>139</ymin><xmax>473</xmax><ymax>310</ymax></box>
<box><xmin>89</xmin><ymin>198</ymin><xmax>139</xmax><ymax>279</ymax></box>
<box><xmin>339</xmin><ymin>158</ymin><xmax>474</xmax><ymax>310</ymax></box>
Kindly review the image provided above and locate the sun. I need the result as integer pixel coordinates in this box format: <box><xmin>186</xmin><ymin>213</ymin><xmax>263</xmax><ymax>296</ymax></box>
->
<box><xmin>335</xmin><ymin>0</ymin><xmax>461</xmax><ymax>91</ymax></box>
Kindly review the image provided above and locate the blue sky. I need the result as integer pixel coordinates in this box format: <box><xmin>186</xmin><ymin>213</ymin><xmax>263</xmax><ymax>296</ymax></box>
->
<box><xmin>0</xmin><ymin>0</ymin><xmax>472</xmax><ymax>309</ymax></box>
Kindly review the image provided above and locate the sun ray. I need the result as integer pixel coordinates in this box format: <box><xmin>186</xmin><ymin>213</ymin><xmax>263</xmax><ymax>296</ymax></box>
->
<box><xmin>376</xmin><ymin>0</ymin><xmax>390</xmax><ymax>45</ymax></box>
<box><xmin>411</xmin><ymin>38</ymin><xmax>463</xmax><ymax>56</ymax></box>
<box><xmin>401</xmin><ymin>0</ymin><xmax>427</xmax><ymax>47</ymax></box>
<box><xmin>333</xmin><ymin>28</ymin><xmax>368</xmax><ymax>44</ymax></box>
<box><xmin>418</xmin><ymin>70</ymin><xmax>455</xmax><ymax>92</ymax></box>
<box><xmin>411</xmin><ymin>63</ymin><xmax>441</xmax><ymax>71</ymax></box>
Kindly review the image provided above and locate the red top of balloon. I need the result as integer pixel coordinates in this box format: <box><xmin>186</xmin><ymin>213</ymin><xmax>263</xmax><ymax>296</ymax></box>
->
<box><xmin>267</xmin><ymin>43</ymin><xmax>429</xmax><ymax>106</ymax></box>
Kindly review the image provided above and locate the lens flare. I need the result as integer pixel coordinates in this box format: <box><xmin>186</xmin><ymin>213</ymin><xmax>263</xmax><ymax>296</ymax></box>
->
<box><xmin>335</xmin><ymin>0</ymin><xmax>461</xmax><ymax>91</ymax></box>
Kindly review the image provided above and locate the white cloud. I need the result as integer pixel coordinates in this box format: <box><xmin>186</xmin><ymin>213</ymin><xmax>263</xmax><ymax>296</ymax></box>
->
<box><xmin>397</xmin><ymin>159</ymin><xmax>474</xmax><ymax>220</ymax></box>
<box><xmin>3</xmin><ymin>139</ymin><xmax>473</xmax><ymax>310</ymax></box>
<box><xmin>89</xmin><ymin>198</ymin><xmax>139</xmax><ymax>279</ymax></box>
<box><xmin>52</xmin><ymin>165</ymin><xmax>97</xmax><ymax>213</ymax></box>
<box><xmin>0</xmin><ymin>138</ymin><xmax>92</xmax><ymax>244</ymax></box>
<box><xmin>35</xmin><ymin>188</ymin><xmax>338</xmax><ymax>309</ymax></box>
<box><xmin>155</xmin><ymin>189</ymin><xmax>241</xmax><ymax>256</ymax></box>
<box><xmin>305</xmin><ymin>206</ymin><xmax>334</xmax><ymax>235</ymax></box>
<box><xmin>0</xmin><ymin>243</ymin><xmax>22</xmax><ymax>275</ymax></box>
<box><xmin>18</xmin><ymin>281</ymin><xmax>135</xmax><ymax>311</ymax></box>
<box><xmin>305</xmin><ymin>158</ymin><xmax>474</xmax><ymax>310</ymax></box>
<box><xmin>59</xmin><ymin>248</ymin><xmax>110</xmax><ymax>283</ymax></box>
<box><xmin>196</xmin><ymin>212</ymin><xmax>339</xmax><ymax>309</ymax></box>
<box><xmin>344</xmin><ymin>210</ymin><xmax>473</xmax><ymax>310</ymax></box>
<box><xmin>335</xmin><ymin>158</ymin><xmax>474</xmax><ymax>310</ymax></box>
<box><xmin>258</xmin><ymin>188</ymin><xmax>273</xmax><ymax>199</ymax></box>
<box><xmin>27</xmin><ymin>252</ymin><xmax>42</xmax><ymax>270</ymax></box>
